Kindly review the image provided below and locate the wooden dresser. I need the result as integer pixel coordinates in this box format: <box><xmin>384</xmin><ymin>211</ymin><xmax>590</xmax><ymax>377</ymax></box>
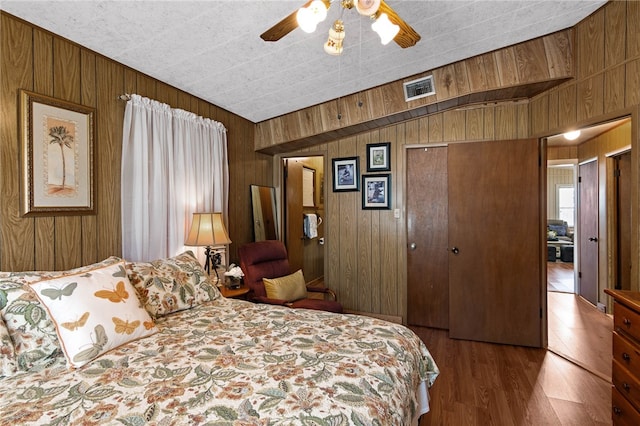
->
<box><xmin>605</xmin><ymin>289</ymin><xmax>640</xmax><ymax>425</ymax></box>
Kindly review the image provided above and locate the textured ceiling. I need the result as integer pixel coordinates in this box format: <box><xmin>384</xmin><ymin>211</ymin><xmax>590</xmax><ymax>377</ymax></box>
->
<box><xmin>1</xmin><ymin>0</ymin><xmax>606</xmax><ymax>123</ymax></box>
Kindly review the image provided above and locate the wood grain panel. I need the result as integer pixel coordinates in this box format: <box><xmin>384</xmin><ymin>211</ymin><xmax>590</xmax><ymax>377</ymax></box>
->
<box><xmin>495</xmin><ymin>46</ymin><xmax>519</xmax><ymax>87</ymax></box>
<box><xmin>443</xmin><ymin>110</ymin><xmax>466</xmax><ymax>142</ymax></box>
<box><xmin>53</xmin><ymin>37</ymin><xmax>83</xmax><ymax>270</ymax></box>
<box><xmin>576</xmin><ymin>8</ymin><xmax>605</xmax><ymax>79</ymax></box>
<box><xmin>604</xmin><ymin>0</ymin><xmax>626</xmax><ymax>68</ymax></box>
<box><xmin>543</xmin><ymin>31</ymin><xmax>573</xmax><ymax>79</ymax></box>
<box><xmin>80</xmin><ymin>49</ymin><xmax>98</xmax><ymax>267</ymax></box>
<box><xmin>495</xmin><ymin>104</ymin><xmax>518</xmax><ymax>140</ymax></box>
<box><xmin>547</xmin><ymin>89</ymin><xmax>559</xmax><ymax>130</ymax></box>
<box><xmin>628</xmin><ymin>0</ymin><xmax>640</xmax><ymax>58</ymax></box>
<box><xmin>338</xmin><ymin>136</ymin><xmax>358</xmax><ymax>308</ymax></box>
<box><xmin>356</xmin><ymin>132</ymin><xmax>372</xmax><ymax>312</ymax></box>
<box><xmin>626</xmin><ymin>59</ymin><xmax>640</xmax><ymax>107</ymax></box>
<box><xmin>515</xmin><ymin>38</ymin><xmax>549</xmax><ymax>83</ymax></box>
<box><xmin>378</xmin><ymin>127</ymin><xmax>397</xmax><ymax>315</ymax></box>
<box><xmin>464</xmin><ymin>109</ymin><xmax>483</xmax><ymax>141</ymax></box>
<box><xmin>1</xmin><ymin>15</ymin><xmax>34</xmax><ymax>271</ymax></box>
<box><xmin>557</xmin><ymin>83</ymin><xmax>577</xmax><ymax>129</ymax></box>
<box><xmin>530</xmin><ymin>95</ymin><xmax>548</xmax><ymax>136</ymax></box>
<box><xmin>604</xmin><ymin>64</ymin><xmax>626</xmax><ymax>114</ymax></box>
<box><xmin>453</xmin><ymin>62</ymin><xmax>471</xmax><ymax>96</ymax></box>
<box><xmin>577</xmin><ymin>74</ymin><xmax>604</xmax><ymax>122</ymax></box>
<box><xmin>33</xmin><ymin>28</ymin><xmax>55</xmax><ymax>271</ymax></box>
<box><xmin>517</xmin><ymin>103</ymin><xmax>529</xmax><ymax>139</ymax></box>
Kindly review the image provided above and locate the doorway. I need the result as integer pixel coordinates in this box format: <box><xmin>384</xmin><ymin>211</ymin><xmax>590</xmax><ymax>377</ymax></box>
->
<box><xmin>282</xmin><ymin>156</ymin><xmax>325</xmax><ymax>283</ymax></box>
<box><xmin>545</xmin><ymin>117</ymin><xmax>631</xmax><ymax>377</ymax></box>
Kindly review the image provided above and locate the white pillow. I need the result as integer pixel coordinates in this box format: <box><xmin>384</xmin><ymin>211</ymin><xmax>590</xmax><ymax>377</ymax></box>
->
<box><xmin>30</xmin><ymin>261</ymin><xmax>157</xmax><ymax>368</ymax></box>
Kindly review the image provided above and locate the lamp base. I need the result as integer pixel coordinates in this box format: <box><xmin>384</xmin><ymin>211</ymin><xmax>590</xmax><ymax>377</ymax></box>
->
<box><xmin>204</xmin><ymin>246</ymin><xmax>223</xmax><ymax>282</ymax></box>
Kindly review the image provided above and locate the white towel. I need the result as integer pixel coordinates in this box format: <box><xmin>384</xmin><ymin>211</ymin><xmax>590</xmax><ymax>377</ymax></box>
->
<box><xmin>304</xmin><ymin>214</ymin><xmax>318</xmax><ymax>239</ymax></box>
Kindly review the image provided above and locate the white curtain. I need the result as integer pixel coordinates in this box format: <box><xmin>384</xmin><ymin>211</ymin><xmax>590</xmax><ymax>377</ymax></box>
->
<box><xmin>121</xmin><ymin>94</ymin><xmax>228</xmax><ymax>262</ymax></box>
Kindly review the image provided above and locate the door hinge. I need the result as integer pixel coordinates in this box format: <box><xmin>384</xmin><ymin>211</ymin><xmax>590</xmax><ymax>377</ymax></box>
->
<box><xmin>578</xmin><ymin>176</ymin><xmax>582</xmax><ymax>183</ymax></box>
<box><xmin>578</xmin><ymin>271</ymin><xmax>582</xmax><ymax>278</ymax></box>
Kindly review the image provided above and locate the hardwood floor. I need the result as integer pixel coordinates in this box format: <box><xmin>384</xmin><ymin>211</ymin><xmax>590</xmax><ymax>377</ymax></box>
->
<box><xmin>414</xmin><ymin>265</ymin><xmax>613</xmax><ymax>425</ymax></box>
<box><xmin>547</xmin><ymin>260</ymin><xmax>575</xmax><ymax>293</ymax></box>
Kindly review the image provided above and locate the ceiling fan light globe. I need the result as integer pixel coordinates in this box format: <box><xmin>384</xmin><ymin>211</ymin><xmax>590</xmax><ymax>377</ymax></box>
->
<box><xmin>297</xmin><ymin>7</ymin><xmax>318</xmax><ymax>33</ymax></box>
<box><xmin>355</xmin><ymin>0</ymin><xmax>380</xmax><ymax>16</ymax></box>
<box><xmin>309</xmin><ymin>0</ymin><xmax>328</xmax><ymax>22</ymax></box>
<box><xmin>372</xmin><ymin>13</ymin><xmax>399</xmax><ymax>45</ymax></box>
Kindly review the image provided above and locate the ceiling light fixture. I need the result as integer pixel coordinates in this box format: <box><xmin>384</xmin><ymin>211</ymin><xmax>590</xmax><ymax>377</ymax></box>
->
<box><xmin>296</xmin><ymin>0</ymin><xmax>328</xmax><ymax>33</ymax></box>
<box><xmin>296</xmin><ymin>0</ymin><xmax>404</xmax><ymax>56</ymax></box>
<box><xmin>564</xmin><ymin>130</ymin><xmax>581</xmax><ymax>141</ymax></box>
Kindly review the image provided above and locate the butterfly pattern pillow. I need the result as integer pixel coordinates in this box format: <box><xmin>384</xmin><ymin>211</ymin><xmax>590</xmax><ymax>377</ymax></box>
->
<box><xmin>30</xmin><ymin>260</ymin><xmax>158</xmax><ymax>368</ymax></box>
<box><xmin>0</xmin><ymin>256</ymin><xmax>122</xmax><ymax>371</ymax></box>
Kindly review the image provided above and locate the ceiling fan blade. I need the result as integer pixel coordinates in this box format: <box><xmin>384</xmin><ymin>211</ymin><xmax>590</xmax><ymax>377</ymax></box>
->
<box><xmin>378</xmin><ymin>0</ymin><xmax>421</xmax><ymax>48</ymax></box>
<box><xmin>260</xmin><ymin>0</ymin><xmax>331</xmax><ymax>42</ymax></box>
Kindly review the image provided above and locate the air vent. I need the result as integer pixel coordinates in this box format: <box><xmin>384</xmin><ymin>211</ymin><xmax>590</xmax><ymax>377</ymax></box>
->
<box><xmin>403</xmin><ymin>75</ymin><xmax>435</xmax><ymax>102</ymax></box>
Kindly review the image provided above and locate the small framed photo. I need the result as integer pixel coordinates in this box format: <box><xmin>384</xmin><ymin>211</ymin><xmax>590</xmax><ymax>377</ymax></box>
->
<box><xmin>366</xmin><ymin>142</ymin><xmax>391</xmax><ymax>172</ymax></box>
<box><xmin>19</xmin><ymin>90</ymin><xmax>95</xmax><ymax>216</ymax></box>
<box><xmin>362</xmin><ymin>174</ymin><xmax>391</xmax><ymax>210</ymax></box>
<box><xmin>332</xmin><ymin>157</ymin><xmax>359</xmax><ymax>192</ymax></box>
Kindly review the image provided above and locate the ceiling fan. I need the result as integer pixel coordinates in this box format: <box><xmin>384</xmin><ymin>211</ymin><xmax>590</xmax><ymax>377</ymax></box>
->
<box><xmin>260</xmin><ymin>0</ymin><xmax>421</xmax><ymax>54</ymax></box>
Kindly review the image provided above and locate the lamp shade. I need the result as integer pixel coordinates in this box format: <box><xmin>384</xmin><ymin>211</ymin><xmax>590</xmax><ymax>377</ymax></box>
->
<box><xmin>185</xmin><ymin>212</ymin><xmax>231</xmax><ymax>247</ymax></box>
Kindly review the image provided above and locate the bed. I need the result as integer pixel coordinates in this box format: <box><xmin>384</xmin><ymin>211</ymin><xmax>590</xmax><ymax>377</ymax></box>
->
<box><xmin>0</xmin><ymin>252</ymin><xmax>439</xmax><ymax>425</ymax></box>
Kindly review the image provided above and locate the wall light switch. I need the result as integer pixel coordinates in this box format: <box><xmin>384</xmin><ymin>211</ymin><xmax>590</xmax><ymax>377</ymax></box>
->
<box><xmin>394</xmin><ymin>209</ymin><xmax>400</xmax><ymax>219</ymax></box>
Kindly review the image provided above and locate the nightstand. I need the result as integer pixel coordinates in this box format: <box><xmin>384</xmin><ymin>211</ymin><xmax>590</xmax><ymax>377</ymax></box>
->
<box><xmin>219</xmin><ymin>284</ymin><xmax>249</xmax><ymax>299</ymax></box>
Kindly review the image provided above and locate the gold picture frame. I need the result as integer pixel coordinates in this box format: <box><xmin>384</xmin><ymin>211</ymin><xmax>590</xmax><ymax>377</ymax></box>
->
<box><xmin>20</xmin><ymin>89</ymin><xmax>95</xmax><ymax>216</ymax></box>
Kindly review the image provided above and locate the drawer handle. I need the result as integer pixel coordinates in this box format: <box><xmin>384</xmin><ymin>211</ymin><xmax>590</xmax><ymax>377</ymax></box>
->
<box><xmin>624</xmin><ymin>382</ymin><xmax>631</xmax><ymax>391</ymax></box>
<box><xmin>614</xmin><ymin>406</ymin><xmax>622</xmax><ymax>416</ymax></box>
<box><xmin>623</xmin><ymin>352</ymin><xmax>631</xmax><ymax>361</ymax></box>
<box><xmin>624</xmin><ymin>317</ymin><xmax>632</xmax><ymax>327</ymax></box>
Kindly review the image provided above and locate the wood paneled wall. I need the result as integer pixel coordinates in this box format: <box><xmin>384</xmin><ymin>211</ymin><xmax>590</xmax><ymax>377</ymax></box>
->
<box><xmin>0</xmin><ymin>12</ymin><xmax>266</xmax><ymax>272</ymax></box>
<box><xmin>256</xmin><ymin>30</ymin><xmax>574</xmax><ymax>153</ymax></box>
<box><xmin>272</xmin><ymin>0</ymin><xmax>640</xmax><ymax>319</ymax></box>
<box><xmin>530</xmin><ymin>0</ymin><xmax>640</xmax><ymax>298</ymax></box>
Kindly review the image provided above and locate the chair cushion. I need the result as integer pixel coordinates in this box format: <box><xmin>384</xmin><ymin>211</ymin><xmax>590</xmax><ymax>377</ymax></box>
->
<box><xmin>263</xmin><ymin>270</ymin><xmax>308</xmax><ymax>302</ymax></box>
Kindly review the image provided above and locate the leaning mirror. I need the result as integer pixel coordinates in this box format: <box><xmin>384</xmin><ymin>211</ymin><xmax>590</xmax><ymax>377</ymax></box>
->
<box><xmin>250</xmin><ymin>185</ymin><xmax>278</xmax><ymax>241</ymax></box>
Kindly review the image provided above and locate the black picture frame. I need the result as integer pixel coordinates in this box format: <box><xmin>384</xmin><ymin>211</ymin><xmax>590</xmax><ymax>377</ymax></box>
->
<box><xmin>332</xmin><ymin>157</ymin><xmax>360</xmax><ymax>192</ymax></box>
<box><xmin>366</xmin><ymin>142</ymin><xmax>391</xmax><ymax>172</ymax></box>
<box><xmin>362</xmin><ymin>174</ymin><xmax>391</xmax><ymax>209</ymax></box>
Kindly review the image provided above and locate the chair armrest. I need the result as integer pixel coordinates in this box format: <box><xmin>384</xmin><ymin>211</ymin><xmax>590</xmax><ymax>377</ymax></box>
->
<box><xmin>306</xmin><ymin>285</ymin><xmax>337</xmax><ymax>301</ymax></box>
<box><xmin>252</xmin><ymin>296</ymin><xmax>289</xmax><ymax>306</ymax></box>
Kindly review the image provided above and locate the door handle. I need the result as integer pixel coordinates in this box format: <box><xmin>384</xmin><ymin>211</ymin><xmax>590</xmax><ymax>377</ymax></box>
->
<box><xmin>409</xmin><ymin>242</ymin><xmax>417</xmax><ymax>251</ymax></box>
<box><xmin>588</xmin><ymin>237</ymin><xmax>598</xmax><ymax>242</ymax></box>
<box><xmin>451</xmin><ymin>247</ymin><xmax>459</xmax><ymax>255</ymax></box>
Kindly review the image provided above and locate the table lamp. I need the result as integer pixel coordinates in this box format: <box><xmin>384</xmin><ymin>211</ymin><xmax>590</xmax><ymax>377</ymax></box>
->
<box><xmin>185</xmin><ymin>212</ymin><xmax>231</xmax><ymax>281</ymax></box>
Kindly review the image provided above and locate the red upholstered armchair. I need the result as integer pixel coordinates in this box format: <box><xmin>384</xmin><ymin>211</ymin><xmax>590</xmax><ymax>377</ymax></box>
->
<box><xmin>238</xmin><ymin>240</ymin><xmax>343</xmax><ymax>313</ymax></box>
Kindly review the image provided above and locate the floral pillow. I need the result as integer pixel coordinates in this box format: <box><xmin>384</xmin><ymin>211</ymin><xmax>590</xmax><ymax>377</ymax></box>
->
<box><xmin>0</xmin><ymin>256</ymin><xmax>122</xmax><ymax>371</ymax></box>
<box><xmin>30</xmin><ymin>260</ymin><xmax>158</xmax><ymax>368</ymax></box>
<box><xmin>0</xmin><ymin>314</ymin><xmax>17</xmax><ymax>377</ymax></box>
<box><xmin>126</xmin><ymin>250</ymin><xmax>221</xmax><ymax>318</ymax></box>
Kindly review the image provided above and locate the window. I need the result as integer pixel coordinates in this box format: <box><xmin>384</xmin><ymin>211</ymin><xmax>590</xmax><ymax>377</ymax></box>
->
<box><xmin>557</xmin><ymin>185</ymin><xmax>575</xmax><ymax>227</ymax></box>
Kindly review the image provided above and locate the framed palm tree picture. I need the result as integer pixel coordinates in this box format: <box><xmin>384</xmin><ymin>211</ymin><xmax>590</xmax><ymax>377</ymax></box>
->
<box><xmin>19</xmin><ymin>90</ymin><xmax>95</xmax><ymax>216</ymax></box>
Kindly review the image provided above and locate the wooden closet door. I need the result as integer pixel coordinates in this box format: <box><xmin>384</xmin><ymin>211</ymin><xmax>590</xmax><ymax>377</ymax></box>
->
<box><xmin>578</xmin><ymin>160</ymin><xmax>598</xmax><ymax>305</ymax></box>
<box><xmin>406</xmin><ymin>147</ymin><xmax>449</xmax><ymax>329</ymax></box>
<box><xmin>448</xmin><ymin>139</ymin><xmax>543</xmax><ymax>347</ymax></box>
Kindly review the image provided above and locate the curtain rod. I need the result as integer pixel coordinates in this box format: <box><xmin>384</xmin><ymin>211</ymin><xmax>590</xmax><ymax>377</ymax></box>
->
<box><xmin>117</xmin><ymin>94</ymin><xmax>131</xmax><ymax>101</ymax></box>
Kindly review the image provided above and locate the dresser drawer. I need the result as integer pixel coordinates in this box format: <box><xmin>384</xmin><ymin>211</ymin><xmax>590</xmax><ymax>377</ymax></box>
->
<box><xmin>613</xmin><ymin>359</ymin><xmax>640</xmax><ymax>412</ymax></box>
<box><xmin>614</xmin><ymin>301</ymin><xmax>640</xmax><ymax>342</ymax></box>
<box><xmin>613</xmin><ymin>387</ymin><xmax>640</xmax><ymax>426</ymax></box>
<box><xmin>613</xmin><ymin>331</ymin><xmax>640</xmax><ymax>377</ymax></box>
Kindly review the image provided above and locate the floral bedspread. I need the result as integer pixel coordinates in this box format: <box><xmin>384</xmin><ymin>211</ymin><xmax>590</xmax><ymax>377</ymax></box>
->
<box><xmin>0</xmin><ymin>298</ymin><xmax>439</xmax><ymax>425</ymax></box>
